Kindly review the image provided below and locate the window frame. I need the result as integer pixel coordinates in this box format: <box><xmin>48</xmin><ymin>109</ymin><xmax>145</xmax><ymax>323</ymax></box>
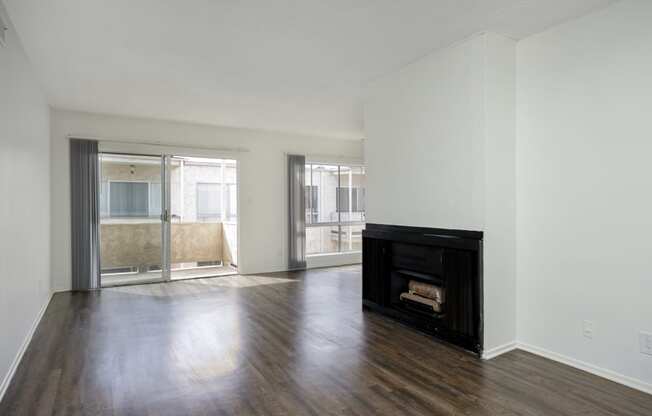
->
<box><xmin>304</xmin><ymin>163</ymin><xmax>365</xmax><ymax>256</ymax></box>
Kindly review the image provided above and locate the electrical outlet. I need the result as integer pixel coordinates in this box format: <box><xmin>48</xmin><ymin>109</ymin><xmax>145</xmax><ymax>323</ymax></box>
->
<box><xmin>582</xmin><ymin>320</ymin><xmax>594</xmax><ymax>339</ymax></box>
<box><xmin>640</xmin><ymin>332</ymin><xmax>652</xmax><ymax>356</ymax></box>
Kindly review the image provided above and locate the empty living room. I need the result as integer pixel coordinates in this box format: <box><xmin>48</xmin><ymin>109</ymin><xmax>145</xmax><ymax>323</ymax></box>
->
<box><xmin>1</xmin><ymin>0</ymin><xmax>652</xmax><ymax>415</ymax></box>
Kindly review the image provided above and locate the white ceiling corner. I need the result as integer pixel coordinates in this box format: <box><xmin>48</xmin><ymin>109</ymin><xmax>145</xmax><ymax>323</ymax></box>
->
<box><xmin>5</xmin><ymin>0</ymin><xmax>615</xmax><ymax>139</ymax></box>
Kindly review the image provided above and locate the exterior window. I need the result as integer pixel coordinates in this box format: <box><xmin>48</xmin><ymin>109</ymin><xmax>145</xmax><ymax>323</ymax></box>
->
<box><xmin>102</xmin><ymin>181</ymin><xmax>161</xmax><ymax>218</ymax></box>
<box><xmin>149</xmin><ymin>183</ymin><xmax>161</xmax><ymax>217</ymax></box>
<box><xmin>109</xmin><ymin>182</ymin><xmax>149</xmax><ymax>217</ymax></box>
<box><xmin>196</xmin><ymin>183</ymin><xmax>222</xmax><ymax>219</ymax></box>
<box><xmin>337</xmin><ymin>187</ymin><xmax>365</xmax><ymax>212</ymax></box>
<box><xmin>305</xmin><ymin>185</ymin><xmax>319</xmax><ymax>223</ymax></box>
<box><xmin>305</xmin><ymin>164</ymin><xmax>366</xmax><ymax>255</ymax></box>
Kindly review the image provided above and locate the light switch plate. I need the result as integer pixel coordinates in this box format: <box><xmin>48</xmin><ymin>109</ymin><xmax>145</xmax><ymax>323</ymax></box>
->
<box><xmin>640</xmin><ymin>332</ymin><xmax>652</xmax><ymax>356</ymax></box>
<box><xmin>582</xmin><ymin>320</ymin><xmax>594</xmax><ymax>339</ymax></box>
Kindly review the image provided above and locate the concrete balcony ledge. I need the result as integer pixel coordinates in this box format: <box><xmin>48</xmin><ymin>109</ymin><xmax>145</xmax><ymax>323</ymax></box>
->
<box><xmin>100</xmin><ymin>221</ymin><xmax>236</xmax><ymax>270</ymax></box>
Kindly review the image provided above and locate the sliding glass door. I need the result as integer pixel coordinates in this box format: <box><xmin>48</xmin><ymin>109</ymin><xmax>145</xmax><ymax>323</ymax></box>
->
<box><xmin>99</xmin><ymin>152</ymin><xmax>238</xmax><ymax>287</ymax></box>
<box><xmin>167</xmin><ymin>156</ymin><xmax>238</xmax><ymax>280</ymax></box>
<box><xmin>99</xmin><ymin>153</ymin><xmax>166</xmax><ymax>286</ymax></box>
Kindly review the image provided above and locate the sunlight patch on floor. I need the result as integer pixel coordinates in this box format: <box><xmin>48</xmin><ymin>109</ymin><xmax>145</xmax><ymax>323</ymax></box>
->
<box><xmin>106</xmin><ymin>274</ymin><xmax>299</xmax><ymax>297</ymax></box>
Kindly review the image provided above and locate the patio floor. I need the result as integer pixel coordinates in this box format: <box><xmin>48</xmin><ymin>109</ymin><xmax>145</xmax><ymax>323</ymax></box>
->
<box><xmin>101</xmin><ymin>265</ymin><xmax>238</xmax><ymax>287</ymax></box>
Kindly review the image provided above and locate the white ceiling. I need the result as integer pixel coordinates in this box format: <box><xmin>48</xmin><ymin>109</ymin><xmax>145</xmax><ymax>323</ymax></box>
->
<box><xmin>6</xmin><ymin>0</ymin><xmax>614</xmax><ymax>139</ymax></box>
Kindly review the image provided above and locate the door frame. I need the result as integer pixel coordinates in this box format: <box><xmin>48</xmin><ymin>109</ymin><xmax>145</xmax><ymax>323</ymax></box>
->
<box><xmin>98</xmin><ymin>144</ymin><xmax>241</xmax><ymax>287</ymax></box>
<box><xmin>161</xmin><ymin>154</ymin><xmax>172</xmax><ymax>281</ymax></box>
<box><xmin>98</xmin><ymin>151</ymin><xmax>168</xmax><ymax>286</ymax></box>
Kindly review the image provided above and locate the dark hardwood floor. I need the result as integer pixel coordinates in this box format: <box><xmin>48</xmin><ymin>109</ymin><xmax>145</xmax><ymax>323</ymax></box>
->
<box><xmin>1</xmin><ymin>265</ymin><xmax>651</xmax><ymax>415</ymax></box>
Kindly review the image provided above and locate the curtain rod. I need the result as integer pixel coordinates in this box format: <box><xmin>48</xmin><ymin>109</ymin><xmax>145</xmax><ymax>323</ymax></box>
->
<box><xmin>68</xmin><ymin>135</ymin><xmax>250</xmax><ymax>153</ymax></box>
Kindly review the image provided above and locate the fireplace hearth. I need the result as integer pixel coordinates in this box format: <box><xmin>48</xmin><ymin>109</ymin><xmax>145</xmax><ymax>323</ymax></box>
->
<box><xmin>362</xmin><ymin>223</ymin><xmax>483</xmax><ymax>354</ymax></box>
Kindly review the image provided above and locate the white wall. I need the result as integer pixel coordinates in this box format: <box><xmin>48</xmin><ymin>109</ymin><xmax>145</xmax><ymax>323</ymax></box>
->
<box><xmin>482</xmin><ymin>33</ymin><xmax>517</xmax><ymax>353</ymax></box>
<box><xmin>364</xmin><ymin>1</ymin><xmax>652</xmax><ymax>391</ymax></box>
<box><xmin>517</xmin><ymin>0</ymin><xmax>652</xmax><ymax>388</ymax></box>
<box><xmin>50</xmin><ymin>110</ymin><xmax>363</xmax><ymax>291</ymax></box>
<box><xmin>364</xmin><ymin>33</ymin><xmax>516</xmax><ymax>352</ymax></box>
<box><xmin>0</xmin><ymin>3</ymin><xmax>51</xmax><ymax>398</ymax></box>
<box><xmin>364</xmin><ymin>35</ymin><xmax>486</xmax><ymax>231</ymax></box>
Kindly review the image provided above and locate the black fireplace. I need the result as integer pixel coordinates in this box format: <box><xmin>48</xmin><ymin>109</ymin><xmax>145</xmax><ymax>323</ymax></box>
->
<box><xmin>362</xmin><ymin>223</ymin><xmax>483</xmax><ymax>354</ymax></box>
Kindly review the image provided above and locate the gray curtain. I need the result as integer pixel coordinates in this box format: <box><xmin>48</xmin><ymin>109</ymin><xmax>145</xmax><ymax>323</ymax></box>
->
<box><xmin>288</xmin><ymin>154</ymin><xmax>307</xmax><ymax>270</ymax></box>
<box><xmin>70</xmin><ymin>139</ymin><xmax>101</xmax><ymax>290</ymax></box>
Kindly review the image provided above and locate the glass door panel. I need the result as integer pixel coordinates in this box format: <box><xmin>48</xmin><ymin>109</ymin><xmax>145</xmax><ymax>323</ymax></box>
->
<box><xmin>99</xmin><ymin>153</ymin><xmax>165</xmax><ymax>286</ymax></box>
<box><xmin>168</xmin><ymin>156</ymin><xmax>238</xmax><ymax>280</ymax></box>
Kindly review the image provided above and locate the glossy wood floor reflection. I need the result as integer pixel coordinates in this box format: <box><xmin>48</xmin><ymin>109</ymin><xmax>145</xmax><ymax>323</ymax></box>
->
<box><xmin>2</xmin><ymin>266</ymin><xmax>651</xmax><ymax>415</ymax></box>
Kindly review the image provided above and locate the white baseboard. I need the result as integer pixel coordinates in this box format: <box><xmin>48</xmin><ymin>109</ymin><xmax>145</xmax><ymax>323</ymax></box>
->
<box><xmin>481</xmin><ymin>340</ymin><xmax>651</xmax><ymax>395</ymax></box>
<box><xmin>482</xmin><ymin>341</ymin><xmax>518</xmax><ymax>360</ymax></box>
<box><xmin>0</xmin><ymin>292</ymin><xmax>53</xmax><ymax>403</ymax></box>
<box><xmin>517</xmin><ymin>342</ymin><xmax>652</xmax><ymax>396</ymax></box>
